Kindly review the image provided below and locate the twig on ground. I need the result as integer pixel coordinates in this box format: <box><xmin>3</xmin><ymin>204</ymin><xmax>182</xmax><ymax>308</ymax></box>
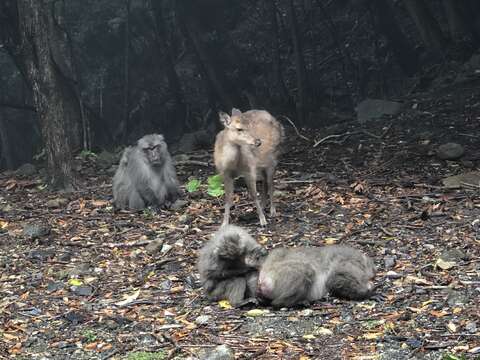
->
<box><xmin>278</xmin><ymin>115</ymin><xmax>310</xmax><ymax>141</ymax></box>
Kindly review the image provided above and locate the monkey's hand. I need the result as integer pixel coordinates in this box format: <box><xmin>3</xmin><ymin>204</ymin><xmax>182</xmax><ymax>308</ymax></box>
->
<box><xmin>234</xmin><ymin>297</ymin><xmax>259</xmax><ymax>308</ymax></box>
<box><xmin>370</xmin><ymin>284</ymin><xmax>386</xmax><ymax>302</ymax></box>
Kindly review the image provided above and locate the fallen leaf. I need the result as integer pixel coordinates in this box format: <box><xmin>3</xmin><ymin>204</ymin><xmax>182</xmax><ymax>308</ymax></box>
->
<box><xmin>218</xmin><ymin>300</ymin><xmax>232</xmax><ymax>309</ymax></box>
<box><xmin>245</xmin><ymin>309</ymin><xmax>269</xmax><ymax>317</ymax></box>
<box><xmin>115</xmin><ymin>289</ymin><xmax>140</xmax><ymax>306</ymax></box>
<box><xmin>435</xmin><ymin>258</ymin><xmax>456</xmax><ymax>270</ymax></box>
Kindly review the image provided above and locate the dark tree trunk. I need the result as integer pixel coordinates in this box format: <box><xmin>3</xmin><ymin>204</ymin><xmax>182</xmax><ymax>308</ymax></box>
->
<box><xmin>368</xmin><ymin>0</ymin><xmax>419</xmax><ymax>76</ymax></box>
<box><xmin>1</xmin><ymin>0</ymin><xmax>80</xmax><ymax>190</ymax></box>
<box><xmin>151</xmin><ymin>1</ymin><xmax>187</xmax><ymax>132</ymax></box>
<box><xmin>286</xmin><ymin>0</ymin><xmax>308</xmax><ymax>124</ymax></box>
<box><xmin>119</xmin><ymin>0</ymin><xmax>131</xmax><ymax>142</ymax></box>
<box><xmin>404</xmin><ymin>0</ymin><xmax>447</xmax><ymax>55</ymax></box>
<box><xmin>176</xmin><ymin>1</ymin><xmax>234</xmax><ymax>112</ymax></box>
<box><xmin>266</xmin><ymin>0</ymin><xmax>289</xmax><ymax>106</ymax></box>
<box><xmin>442</xmin><ymin>0</ymin><xmax>479</xmax><ymax>47</ymax></box>
<box><xmin>0</xmin><ymin>114</ymin><xmax>14</xmax><ymax>170</ymax></box>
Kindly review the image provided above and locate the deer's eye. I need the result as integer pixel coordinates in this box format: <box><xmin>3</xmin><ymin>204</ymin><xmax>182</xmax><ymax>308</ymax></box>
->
<box><xmin>237</xmin><ymin>128</ymin><xmax>244</xmax><ymax>132</ymax></box>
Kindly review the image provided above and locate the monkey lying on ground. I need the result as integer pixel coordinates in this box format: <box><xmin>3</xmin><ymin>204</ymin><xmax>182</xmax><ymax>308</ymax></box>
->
<box><xmin>112</xmin><ymin>134</ymin><xmax>180</xmax><ymax>210</ymax></box>
<box><xmin>197</xmin><ymin>225</ymin><xmax>267</xmax><ymax>307</ymax></box>
<box><xmin>255</xmin><ymin>245</ymin><xmax>378</xmax><ymax>308</ymax></box>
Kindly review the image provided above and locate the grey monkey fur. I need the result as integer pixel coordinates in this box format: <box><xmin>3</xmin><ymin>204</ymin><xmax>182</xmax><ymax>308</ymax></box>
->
<box><xmin>112</xmin><ymin>134</ymin><xmax>180</xmax><ymax>210</ymax></box>
<box><xmin>197</xmin><ymin>224</ymin><xmax>266</xmax><ymax>306</ymax></box>
<box><xmin>256</xmin><ymin>245</ymin><xmax>377</xmax><ymax>307</ymax></box>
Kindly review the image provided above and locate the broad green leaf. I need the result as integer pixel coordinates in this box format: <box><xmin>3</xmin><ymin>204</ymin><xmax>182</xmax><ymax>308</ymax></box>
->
<box><xmin>185</xmin><ymin>179</ymin><xmax>201</xmax><ymax>193</ymax></box>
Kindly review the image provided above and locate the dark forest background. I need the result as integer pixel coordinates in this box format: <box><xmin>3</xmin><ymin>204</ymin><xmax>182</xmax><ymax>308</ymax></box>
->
<box><xmin>1</xmin><ymin>0</ymin><xmax>479</xmax><ymax>189</ymax></box>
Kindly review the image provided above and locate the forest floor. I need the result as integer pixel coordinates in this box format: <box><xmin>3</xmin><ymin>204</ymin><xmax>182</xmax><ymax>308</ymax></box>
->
<box><xmin>1</xmin><ymin>81</ymin><xmax>480</xmax><ymax>360</ymax></box>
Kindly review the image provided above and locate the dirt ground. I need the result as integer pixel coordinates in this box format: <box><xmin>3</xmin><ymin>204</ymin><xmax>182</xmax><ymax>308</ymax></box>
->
<box><xmin>0</xmin><ymin>82</ymin><xmax>479</xmax><ymax>359</ymax></box>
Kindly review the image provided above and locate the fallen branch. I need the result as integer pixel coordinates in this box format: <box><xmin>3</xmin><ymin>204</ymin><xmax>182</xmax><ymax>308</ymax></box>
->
<box><xmin>175</xmin><ymin>160</ymin><xmax>210</xmax><ymax>167</ymax></box>
<box><xmin>278</xmin><ymin>115</ymin><xmax>310</xmax><ymax>141</ymax></box>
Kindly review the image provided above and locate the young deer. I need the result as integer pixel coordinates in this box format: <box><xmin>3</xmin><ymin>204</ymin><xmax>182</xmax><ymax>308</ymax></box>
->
<box><xmin>214</xmin><ymin>108</ymin><xmax>284</xmax><ymax>226</ymax></box>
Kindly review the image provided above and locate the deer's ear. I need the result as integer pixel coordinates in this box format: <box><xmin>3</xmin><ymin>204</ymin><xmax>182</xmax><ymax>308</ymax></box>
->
<box><xmin>219</xmin><ymin>112</ymin><xmax>231</xmax><ymax>127</ymax></box>
<box><xmin>231</xmin><ymin>108</ymin><xmax>242</xmax><ymax>117</ymax></box>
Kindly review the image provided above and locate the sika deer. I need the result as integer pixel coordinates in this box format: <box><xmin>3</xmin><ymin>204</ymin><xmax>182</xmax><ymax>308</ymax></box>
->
<box><xmin>214</xmin><ymin>108</ymin><xmax>284</xmax><ymax>226</ymax></box>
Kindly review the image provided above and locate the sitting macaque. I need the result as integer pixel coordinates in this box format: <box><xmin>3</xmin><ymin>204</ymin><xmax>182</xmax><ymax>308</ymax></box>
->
<box><xmin>197</xmin><ymin>225</ymin><xmax>267</xmax><ymax>306</ymax></box>
<box><xmin>112</xmin><ymin>134</ymin><xmax>180</xmax><ymax>210</ymax></box>
<box><xmin>255</xmin><ymin>245</ymin><xmax>377</xmax><ymax>307</ymax></box>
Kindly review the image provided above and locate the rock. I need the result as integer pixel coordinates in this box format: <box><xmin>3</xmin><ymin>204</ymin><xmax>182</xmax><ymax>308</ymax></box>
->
<box><xmin>46</xmin><ymin>198</ymin><xmax>68</xmax><ymax>208</ymax></box>
<box><xmin>384</xmin><ymin>256</ymin><xmax>396</xmax><ymax>269</ymax></box>
<box><xmin>445</xmin><ymin>289</ymin><xmax>469</xmax><ymax>306</ymax></box>
<box><xmin>58</xmin><ymin>252</ymin><xmax>72</xmax><ymax>262</ymax></box>
<box><xmin>47</xmin><ymin>281</ymin><xmax>65</xmax><ymax>292</ymax></box>
<box><xmin>465</xmin><ymin>321</ymin><xmax>477</xmax><ymax>333</ymax></box>
<box><xmin>437</xmin><ymin>142</ymin><xmax>464</xmax><ymax>160</ymax></box>
<box><xmin>442</xmin><ymin>171</ymin><xmax>480</xmax><ymax>188</ymax></box>
<box><xmin>71</xmin><ymin>285</ymin><xmax>93</xmax><ymax>296</ymax></box>
<box><xmin>161</xmin><ymin>244</ymin><xmax>173</xmax><ymax>255</ymax></box>
<box><xmin>440</xmin><ymin>249</ymin><xmax>467</xmax><ymax>262</ymax></box>
<box><xmin>199</xmin><ymin>344</ymin><xmax>235</xmax><ymax>360</ymax></box>
<box><xmin>16</xmin><ymin>163</ymin><xmax>37</xmax><ymax>177</ymax></box>
<box><xmin>23</xmin><ymin>223</ymin><xmax>50</xmax><ymax>239</ymax></box>
<box><xmin>355</xmin><ymin>99</ymin><xmax>403</xmax><ymax>123</ymax></box>
<box><xmin>64</xmin><ymin>311</ymin><xmax>86</xmax><ymax>325</ymax></box>
<box><xmin>97</xmin><ymin>150</ymin><xmax>118</xmax><ymax>168</ymax></box>
<box><xmin>195</xmin><ymin>315</ymin><xmax>212</xmax><ymax>326</ymax></box>
<box><xmin>170</xmin><ymin>199</ymin><xmax>188</xmax><ymax>210</ymax></box>
<box><xmin>69</xmin><ymin>263</ymin><xmax>92</xmax><ymax>276</ymax></box>
<box><xmin>146</xmin><ymin>239</ymin><xmax>164</xmax><ymax>254</ymax></box>
<box><xmin>28</xmin><ymin>249</ymin><xmax>55</xmax><ymax>262</ymax></box>
<box><xmin>176</xmin><ymin>130</ymin><xmax>212</xmax><ymax>153</ymax></box>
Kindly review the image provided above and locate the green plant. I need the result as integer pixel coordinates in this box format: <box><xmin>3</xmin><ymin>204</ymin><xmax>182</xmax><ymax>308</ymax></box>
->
<box><xmin>125</xmin><ymin>351</ymin><xmax>167</xmax><ymax>360</ymax></box>
<box><xmin>81</xmin><ymin>329</ymin><xmax>97</xmax><ymax>343</ymax></box>
<box><xmin>79</xmin><ymin>150</ymin><xmax>97</xmax><ymax>159</ymax></box>
<box><xmin>186</xmin><ymin>179</ymin><xmax>201</xmax><ymax>193</ymax></box>
<box><xmin>443</xmin><ymin>354</ymin><xmax>466</xmax><ymax>360</ymax></box>
<box><xmin>207</xmin><ymin>174</ymin><xmax>224</xmax><ymax>197</ymax></box>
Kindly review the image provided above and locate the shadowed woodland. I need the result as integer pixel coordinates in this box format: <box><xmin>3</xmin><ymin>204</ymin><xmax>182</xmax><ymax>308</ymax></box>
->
<box><xmin>0</xmin><ymin>0</ymin><xmax>479</xmax><ymax>359</ymax></box>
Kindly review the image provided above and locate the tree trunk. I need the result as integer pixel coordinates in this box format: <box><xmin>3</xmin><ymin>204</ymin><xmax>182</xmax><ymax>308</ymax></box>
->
<box><xmin>120</xmin><ymin>0</ymin><xmax>131</xmax><ymax>142</ymax></box>
<box><xmin>404</xmin><ymin>0</ymin><xmax>446</xmax><ymax>55</ymax></box>
<box><xmin>2</xmin><ymin>0</ymin><xmax>79</xmax><ymax>190</ymax></box>
<box><xmin>176</xmin><ymin>1</ymin><xmax>234</xmax><ymax>112</ymax></box>
<box><xmin>369</xmin><ymin>0</ymin><xmax>419</xmax><ymax>76</ymax></box>
<box><xmin>151</xmin><ymin>2</ymin><xmax>187</xmax><ymax>132</ymax></box>
<box><xmin>286</xmin><ymin>0</ymin><xmax>308</xmax><ymax>124</ymax></box>
<box><xmin>266</xmin><ymin>0</ymin><xmax>289</xmax><ymax>105</ymax></box>
<box><xmin>0</xmin><ymin>114</ymin><xmax>14</xmax><ymax>170</ymax></box>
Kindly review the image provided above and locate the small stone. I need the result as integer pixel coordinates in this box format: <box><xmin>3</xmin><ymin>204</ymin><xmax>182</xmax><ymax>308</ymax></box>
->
<box><xmin>383</xmin><ymin>256</ymin><xmax>396</xmax><ymax>269</ymax></box>
<box><xmin>46</xmin><ymin>198</ymin><xmax>68</xmax><ymax>208</ymax></box>
<box><xmin>195</xmin><ymin>315</ymin><xmax>212</xmax><ymax>326</ymax></box>
<box><xmin>437</xmin><ymin>142</ymin><xmax>464</xmax><ymax>160</ymax></box>
<box><xmin>71</xmin><ymin>285</ymin><xmax>93</xmax><ymax>296</ymax></box>
<box><xmin>465</xmin><ymin>321</ymin><xmax>477</xmax><ymax>333</ymax></box>
<box><xmin>47</xmin><ymin>281</ymin><xmax>65</xmax><ymax>292</ymax></box>
<box><xmin>64</xmin><ymin>311</ymin><xmax>85</xmax><ymax>325</ymax></box>
<box><xmin>445</xmin><ymin>289</ymin><xmax>469</xmax><ymax>306</ymax></box>
<box><xmin>28</xmin><ymin>249</ymin><xmax>54</xmax><ymax>262</ymax></box>
<box><xmin>23</xmin><ymin>223</ymin><xmax>50</xmax><ymax>239</ymax></box>
<box><xmin>58</xmin><ymin>252</ymin><xmax>72</xmax><ymax>262</ymax></box>
<box><xmin>199</xmin><ymin>344</ymin><xmax>235</xmax><ymax>360</ymax></box>
<box><xmin>16</xmin><ymin>163</ymin><xmax>37</xmax><ymax>177</ymax></box>
<box><xmin>69</xmin><ymin>263</ymin><xmax>91</xmax><ymax>276</ymax></box>
<box><xmin>146</xmin><ymin>239</ymin><xmax>164</xmax><ymax>254</ymax></box>
<box><xmin>161</xmin><ymin>244</ymin><xmax>172</xmax><ymax>254</ymax></box>
<box><xmin>170</xmin><ymin>199</ymin><xmax>188</xmax><ymax>210</ymax></box>
<box><xmin>440</xmin><ymin>249</ymin><xmax>467</xmax><ymax>262</ymax></box>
